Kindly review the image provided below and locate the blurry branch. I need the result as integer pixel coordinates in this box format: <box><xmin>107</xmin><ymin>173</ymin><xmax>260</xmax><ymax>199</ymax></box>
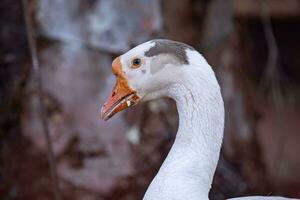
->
<box><xmin>259</xmin><ymin>0</ymin><xmax>283</xmax><ymax>105</ymax></box>
<box><xmin>261</xmin><ymin>1</ymin><xmax>279</xmax><ymax>78</ymax></box>
<box><xmin>22</xmin><ymin>1</ymin><xmax>62</xmax><ymax>200</ymax></box>
<box><xmin>259</xmin><ymin>0</ymin><xmax>286</xmax><ymax>188</ymax></box>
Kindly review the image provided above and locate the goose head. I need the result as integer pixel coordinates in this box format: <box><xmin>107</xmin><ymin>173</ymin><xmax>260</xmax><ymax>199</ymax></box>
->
<box><xmin>101</xmin><ymin>39</ymin><xmax>207</xmax><ymax>120</ymax></box>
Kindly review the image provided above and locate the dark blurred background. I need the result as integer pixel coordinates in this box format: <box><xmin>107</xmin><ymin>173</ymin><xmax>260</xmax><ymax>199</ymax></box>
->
<box><xmin>1</xmin><ymin>0</ymin><xmax>300</xmax><ymax>199</ymax></box>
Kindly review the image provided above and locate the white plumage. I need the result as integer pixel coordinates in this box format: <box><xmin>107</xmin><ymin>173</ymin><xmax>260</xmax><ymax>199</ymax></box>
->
<box><xmin>102</xmin><ymin>39</ymin><xmax>298</xmax><ymax>200</ymax></box>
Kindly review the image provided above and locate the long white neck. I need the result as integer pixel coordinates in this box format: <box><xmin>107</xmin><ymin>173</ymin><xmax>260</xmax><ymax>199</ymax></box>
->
<box><xmin>143</xmin><ymin>65</ymin><xmax>224</xmax><ymax>200</ymax></box>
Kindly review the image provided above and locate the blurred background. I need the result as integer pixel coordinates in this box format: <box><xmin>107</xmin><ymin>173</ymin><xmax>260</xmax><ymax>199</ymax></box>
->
<box><xmin>1</xmin><ymin>0</ymin><xmax>300</xmax><ymax>199</ymax></box>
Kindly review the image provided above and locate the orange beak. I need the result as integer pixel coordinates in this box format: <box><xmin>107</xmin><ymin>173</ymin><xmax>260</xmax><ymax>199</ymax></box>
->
<box><xmin>101</xmin><ymin>57</ymin><xmax>140</xmax><ymax>121</ymax></box>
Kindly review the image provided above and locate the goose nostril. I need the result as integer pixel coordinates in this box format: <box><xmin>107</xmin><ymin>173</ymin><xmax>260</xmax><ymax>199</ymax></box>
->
<box><xmin>112</xmin><ymin>91</ymin><xmax>116</xmax><ymax>97</ymax></box>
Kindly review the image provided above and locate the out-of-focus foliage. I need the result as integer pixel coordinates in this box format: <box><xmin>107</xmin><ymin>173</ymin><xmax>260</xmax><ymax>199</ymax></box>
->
<box><xmin>37</xmin><ymin>0</ymin><xmax>162</xmax><ymax>52</ymax></box>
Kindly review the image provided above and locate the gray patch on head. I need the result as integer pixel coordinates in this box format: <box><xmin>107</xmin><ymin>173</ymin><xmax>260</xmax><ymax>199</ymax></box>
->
<box><xmin>144</xmin><ymin>39</ymin><xmax>194</xmax><ymax>65</ymax></box>
<box><xmin>141</xmin><ymin>69</ymin><xmax>146</xmax><ymax>74</ymax></box>
<box><xmin>150</xmin><ymin>54</ymin><xmax>181</xmax><ymax>74</ymax></box>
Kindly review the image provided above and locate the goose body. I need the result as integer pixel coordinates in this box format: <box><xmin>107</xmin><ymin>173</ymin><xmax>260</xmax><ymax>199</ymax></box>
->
<box><xmin>101</xmin><ymin>39</ymin><xmax>297</xmax><ymax>200</ymax></box>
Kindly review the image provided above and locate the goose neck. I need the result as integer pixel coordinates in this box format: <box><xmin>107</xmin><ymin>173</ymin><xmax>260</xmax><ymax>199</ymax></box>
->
<box><xmin>144</xmin><ymin>69</ymin><xmax>224</xmax><ymax>200</ymax></box>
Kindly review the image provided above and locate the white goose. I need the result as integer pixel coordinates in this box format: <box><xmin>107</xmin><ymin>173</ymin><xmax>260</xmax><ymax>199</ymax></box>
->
<box><xmin>101</xmin><ymin>39</ymin><xmax>297</xmax><ymax>200</ymax></box>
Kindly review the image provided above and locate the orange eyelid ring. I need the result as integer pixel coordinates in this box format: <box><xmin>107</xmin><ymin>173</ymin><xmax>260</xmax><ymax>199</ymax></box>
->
<box><xmin>101</xmin><ymin>56</ymin><xmax>140</xmax><ymax>121</ymax></box>
<box><xmin>131</xmin><ymin>57</ymin><xmax>143</xmax><ymax>69</ymax></box>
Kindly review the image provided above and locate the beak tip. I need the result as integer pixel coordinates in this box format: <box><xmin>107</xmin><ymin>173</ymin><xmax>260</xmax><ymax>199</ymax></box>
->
<box><xmin>100</xmin><ymin>113</ymin><xmax>109</xmax><ymax>121</ymax></box>
<box><xmin>100</xmin><ymin>106</ymin><xmax>107</xmax><ymax>121</ymax></box>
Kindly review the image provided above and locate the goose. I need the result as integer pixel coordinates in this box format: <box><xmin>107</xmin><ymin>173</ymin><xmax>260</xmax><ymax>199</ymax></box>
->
<box><xmin>100</xmin><ymin>39</ymin><xmax>297</xmax><ymax>200</ymax></box>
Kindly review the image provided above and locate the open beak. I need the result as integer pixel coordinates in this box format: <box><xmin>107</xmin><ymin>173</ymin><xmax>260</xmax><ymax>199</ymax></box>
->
<box><xmin>101</xmin><ymin>57</ymin><xmax>140</xmax><ymax>121</ymax></box>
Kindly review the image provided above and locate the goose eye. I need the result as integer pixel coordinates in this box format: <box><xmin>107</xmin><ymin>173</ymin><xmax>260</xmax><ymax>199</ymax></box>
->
<box><xmin>131</xmin><ymin>58</ymin><xmax>142</xmax><ymax>69</ymax></box>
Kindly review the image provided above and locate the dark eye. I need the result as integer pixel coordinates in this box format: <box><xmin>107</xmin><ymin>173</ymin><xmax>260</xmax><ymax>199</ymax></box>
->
<box><xmin>131</xmin><ymin>58</ymin><xmax>142</xmax><ymax>68</ymax></box>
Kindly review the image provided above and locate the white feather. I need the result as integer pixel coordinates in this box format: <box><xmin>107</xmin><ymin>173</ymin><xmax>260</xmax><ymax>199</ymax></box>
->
<box><xmin>119</xmin><ymin>40</ymin><xmax>298</xmax><ymax>200</ymax></box>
